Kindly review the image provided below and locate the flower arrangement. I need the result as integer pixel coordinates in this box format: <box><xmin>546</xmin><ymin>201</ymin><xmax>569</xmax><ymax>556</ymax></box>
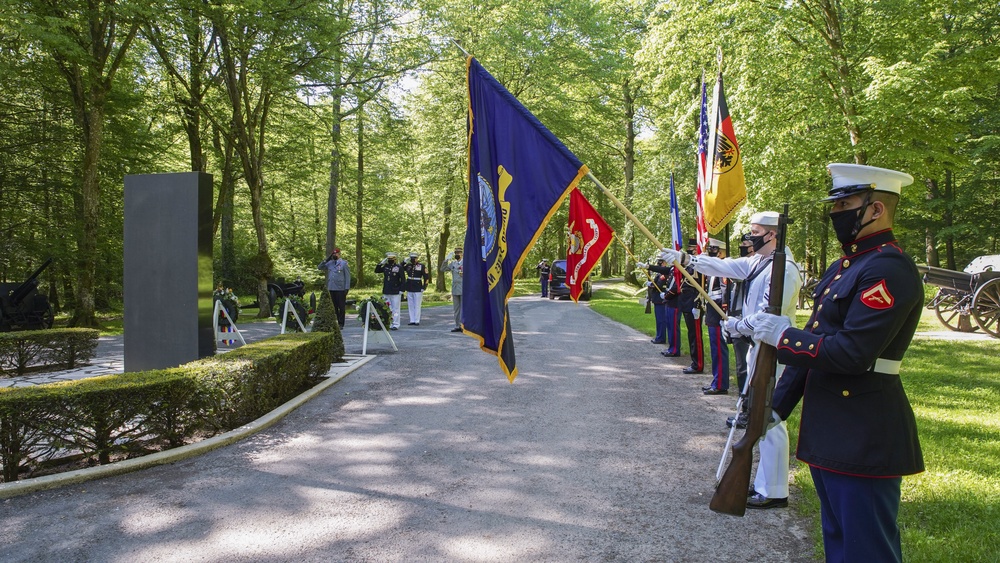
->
<box><xmin>275</xmin><ymin>294</ymin><xmax>311</xmax><ymax>331</ymax></box>
<box><xmin>213</xmin><ymin>287</ymin><xmax>241</xmax><ymax>308</ymax></box>
<box><xmin>356</xmin><ymin>295</ymin><xmax>391</xmax><ymax>330</ymax></box>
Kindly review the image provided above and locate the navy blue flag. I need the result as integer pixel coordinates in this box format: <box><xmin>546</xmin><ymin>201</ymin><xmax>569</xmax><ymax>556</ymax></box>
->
<box><xmin>462</xmin><ymin>57</ymin><xmax>589</xmax><ymax>382</ymax></box>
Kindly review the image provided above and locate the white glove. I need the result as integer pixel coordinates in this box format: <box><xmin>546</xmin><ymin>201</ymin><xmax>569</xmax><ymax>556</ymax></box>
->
<box><xmin>379</xmin><ymin>258</ymin><xmax>387</xmax><ymax>265</ymax></box>
<box><xmin>692</xmin><ymin>308</ymin><xmax>701</xmax><ymax>320</ymax></box>
<box><xmin>659</xmin><ymin>248</ymin><xmax>689</xmax><ymax>266</ymax></box>
<box><xmin>636</xmin><ymin>261</ymin><xmax>648</xmax><ymax>269</ymax></box>
<box><xmin>659</xmin><ymin>292</ymin><xmax>666</xmax><ymax>300</ymax></box>
<box><xmin>747</xmin><ymin>312</ymin><xmax>791</xmax><ymax>347</ymax></box>
<box><xmin>644</xmin><ymin>280</ymin><xmax>653</xmax><ymax>287</ymax></box>
<box><xmin>446</xmin><ymin>252</ymin><xmax>454</xmax><ymax>261</ymax></box>
<box><xmin>723</xmin><ymin>316</ymin><xmax>742</xmax><ymax>339</ymax></box>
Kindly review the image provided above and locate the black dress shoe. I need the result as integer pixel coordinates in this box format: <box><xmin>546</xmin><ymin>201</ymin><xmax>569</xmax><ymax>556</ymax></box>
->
<box><xmin>660</xmin><ymin>351</ymin><xmax>680</xmax><ymax>357</ymax></box>
<box><xmin>682</xmin><ymin>367</ymin><xmax>703</xmax><ymax>374</ymax></box>
<box><xmin>747</xmin><ymin>493</ymin><xmax>788</xmax><ymax>509</ymax></box>
<box><xmin>450</xmin><ymin>327</ymin><xmax>462</xmax><ymax>332</ymax></box>
<box><xmin>703</xmin><ymin>387</ymin><xmax>728</xmax><ymax>395</ymax></box>
<box><xmin>408</xmin><ymin>322</ymin><xmax>416</xmax><ymax>325</ymax></box>
<box><xmin>650</xmin><ymin>339</ymin><xmax>666</xmax><ymax>344</ymax></box>
<box><xmin>701</xmin><ymin>385</ymin><xmax>713</xmax><ymax>392</ymax></box>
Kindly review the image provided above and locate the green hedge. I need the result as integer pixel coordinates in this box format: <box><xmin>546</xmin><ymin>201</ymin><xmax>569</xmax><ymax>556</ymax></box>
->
<box><xmin>0</xmin><ymin>332</ymin><xmax>340</xmax><ymax>482</ymax></box>
<box><xmin>0</xmin><ymin>328</ymin><xmax>99</xmax><ymax>375</ymax></box>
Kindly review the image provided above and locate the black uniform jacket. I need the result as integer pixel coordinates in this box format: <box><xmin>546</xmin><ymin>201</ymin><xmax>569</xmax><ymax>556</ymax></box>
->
<box><xmin>375</xmin><ymin>261</ymin><xmax>405</xmax><ymax>295</ymax></box>
<box><xmin>704</xmin><ymin>276</ymin><xmax>726</xmax><ymax>326</ymax></box>
<box><xmin>647</xmin><ymin>264</ymin><xmax>679</xmax><ymax>306</ymax></box>
<box><xmin>646</xmin><ymin>271</ymin><xmax>669</xmax><ymax>305</ymax></box>
<box><xmin>403</xmin><ymin>262</ymin><xmax>431</xmax><ymax>292</ymax></box>
<box><xmin>772</xmin><ymin>229</ymin><xmax>924</xmax><ymax>477</ymax></box>
<box><xmin>679</xmin><ymin>265</ymin><xmax>703</xmax><ymax>311</ymax></box>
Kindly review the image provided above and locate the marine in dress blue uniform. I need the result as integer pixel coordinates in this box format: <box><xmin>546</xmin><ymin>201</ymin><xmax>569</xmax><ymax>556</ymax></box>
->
<box><xmin>643</xmin><ymin>258</ymin><xmax>670</xmax><ymax>344</ymax></box>
<box><xmin>646</xmin><ymin>261</ymin><xmax>682</xmax><ymax>356</ymax></box>
<box><xmin>679</xmin><ymin>239</ymin><xmax>705</xmax><ymax>374</ymax></box>
<box><xmin>749</xmin><ymin>164</ymin><xmax>924</xmax><ymax>563</ymax></box>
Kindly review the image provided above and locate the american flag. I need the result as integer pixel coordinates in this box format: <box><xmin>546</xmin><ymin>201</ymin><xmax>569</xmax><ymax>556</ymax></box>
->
<box><xmin>695</xmin><ymin>76</ymin><xmax>710</xmax><ymax>254</ymax></box>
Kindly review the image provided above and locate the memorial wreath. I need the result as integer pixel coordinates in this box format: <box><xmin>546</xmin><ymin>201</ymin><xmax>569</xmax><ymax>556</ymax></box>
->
<box><xmin>356</xmin><ymin>295</ymin><xmax>391</xmax><ymax>330</ymax></box>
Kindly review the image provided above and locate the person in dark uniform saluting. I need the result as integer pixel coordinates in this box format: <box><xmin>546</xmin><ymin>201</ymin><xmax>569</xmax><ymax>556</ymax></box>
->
<box><xmin>375</xmin><ymin>251</ymin><xmax>405</xmax><ymax>330</ymax></box>
<box><xmin>403</xmin><ymin>252</ymin><xmax>431</xmax><ymax>325</ymax></box>
<box><xmin>536</xmin><ymin>259</ymin><xmax>551</xmax><ymax>298</ymax></box>
<box><xmin>747</xmin><ymin>163</ymin><xmax>924</xmax><ymax>563</ymax></box>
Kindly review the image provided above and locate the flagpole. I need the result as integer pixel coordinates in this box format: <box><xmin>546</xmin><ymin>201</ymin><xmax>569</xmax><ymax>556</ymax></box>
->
<box><xmin>586</xmin><ymin>171</ymin><xmax>727</xmax><ymax>319</ymax></box>
<box><xmin>450</xmin><ymin>39</ymin><xmax>471</xmax><ymax>57</ymax></box>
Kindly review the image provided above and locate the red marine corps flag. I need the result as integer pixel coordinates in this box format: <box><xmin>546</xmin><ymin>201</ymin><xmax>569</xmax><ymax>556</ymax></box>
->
<box><xmin>566</xmin><ymin>188</ymin><xmax>613</xmax><ymax>303</ymax></box>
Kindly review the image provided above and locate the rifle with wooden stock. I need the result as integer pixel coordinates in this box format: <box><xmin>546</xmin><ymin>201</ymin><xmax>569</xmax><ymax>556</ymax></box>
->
<box><xmin>709</xmin><ymin>204</ymin><xmax>790</xmax><ymax>517</ymax></box>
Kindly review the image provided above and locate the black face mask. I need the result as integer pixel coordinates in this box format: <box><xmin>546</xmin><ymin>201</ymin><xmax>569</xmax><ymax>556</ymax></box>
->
<box><xmin>746</xmin><ymin>233</ymin><xmax>769</xmax><ymax>253</ymax></box>
<box><xmin>738</xmin><ymin>245</ymin><xmax>750</xmax><ymax>258</ymax></box>
<box><xmin>829</xmin><ymin>195</ymin><xmax>875</xmax><ymax>246</ymax></box>
<box><xmin>708</xmin><ymin>249</ymin><xmax>720</xmax><ymax>257</ymax></box>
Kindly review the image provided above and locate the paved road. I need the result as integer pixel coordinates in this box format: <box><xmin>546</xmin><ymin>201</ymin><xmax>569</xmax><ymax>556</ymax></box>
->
<box><xmin>0</xmin><ymin>297</ymin><xmax>814</xmax><ymax>562</ymax></box>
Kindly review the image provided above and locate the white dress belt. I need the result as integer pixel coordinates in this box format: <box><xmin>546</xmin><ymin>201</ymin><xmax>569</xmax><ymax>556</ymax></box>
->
<box><xmin>873</xmin><ymin>358</ymin><xmax>901</xmax><ymax>375</ymax></box>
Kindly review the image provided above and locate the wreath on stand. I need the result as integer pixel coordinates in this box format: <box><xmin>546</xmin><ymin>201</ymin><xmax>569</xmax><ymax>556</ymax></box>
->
<box><xmin>213</xmin><ymin>287</ymin><xmax>241</xmax><ymax>324</ymax></box>
<box><xmin>356</xmin><ymin>295</ymin><xmax>391</xmax><ymax>330</ymax></box>
<box><xmin>275</xmin><ymin>294</ymin><xmax>311</xmax><ymax>331</ymax></box>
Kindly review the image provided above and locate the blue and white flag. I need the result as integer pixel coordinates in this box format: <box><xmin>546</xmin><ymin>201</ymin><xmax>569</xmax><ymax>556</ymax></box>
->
<box><xmin>462</xmin><ymin>57</ymin><xmax>589</xmax><ymax>382</ymax></box>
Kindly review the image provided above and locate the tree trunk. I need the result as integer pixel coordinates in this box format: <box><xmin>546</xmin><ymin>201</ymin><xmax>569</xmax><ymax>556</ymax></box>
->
<box><xmin>435</xmin><ymin>178</ymin><xmax>456</xmax><ymax>292</ymax></box>
<box><xmin>354</xmin><ymin>105</ymin><xmax>365</xmax><ymax>287</ymax></box>
<box><xmin>70</xmin><ymin>104</ymin><xmax>105</xmax><ymax>328</ymax></box>
<box><xmin>944</xmin><ymin>169</ymin><xmax>956</xmax><ymax>270</ymax></box>
<box><xmin>327</xmin><ymin>78</ymin><xmax>343</xmax><ymax>255</ymax></box>
<box><xmin>924</xmin><ymin>177</ymin><xmax>942</xmax><ymax>268</ymax></box>
<box><xmin>220</xmin><ymin>135</ymin><xmax>236</xmax><ymax>286</ymax></box>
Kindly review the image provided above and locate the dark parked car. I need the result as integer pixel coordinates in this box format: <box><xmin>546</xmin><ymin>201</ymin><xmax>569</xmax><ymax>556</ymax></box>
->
<box><xmin>548</xmin><ymin>258</ymin><xmax>592</xmax><ymax>300</ymax></box>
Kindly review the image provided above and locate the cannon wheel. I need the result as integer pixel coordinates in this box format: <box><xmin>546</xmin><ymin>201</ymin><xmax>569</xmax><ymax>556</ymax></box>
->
<box><xmin>972</xmin><ymin>278</ymin><xmax>1000</xmax><ymax>338</ymax></box>
<box><xmin>41</xmin><ymin>303</ymin><xmax>54</xmax><ymax>329</ymax></box>
<box><xmin>933</xmin><ymin>289</ymin><xmax>976</xmax><ymax>332</ymax></box>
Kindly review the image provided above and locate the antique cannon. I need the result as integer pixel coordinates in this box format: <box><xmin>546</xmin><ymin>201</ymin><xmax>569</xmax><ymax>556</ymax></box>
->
<box><xmin>917</xmin><ymin>254</ymin><xmax>1000</xmax><ymax>338</ymax></box>
<box><xmin>0</xmin><ymin>258</ymin><xmax>55</xmax><ymax>332</ymax></box>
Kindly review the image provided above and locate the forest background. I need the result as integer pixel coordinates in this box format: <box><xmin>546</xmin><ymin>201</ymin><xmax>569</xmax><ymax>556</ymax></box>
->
<box><xmin>1</xmin><ymin>0</ymin><xmax>997</xmax><ymax>327</ymax></box>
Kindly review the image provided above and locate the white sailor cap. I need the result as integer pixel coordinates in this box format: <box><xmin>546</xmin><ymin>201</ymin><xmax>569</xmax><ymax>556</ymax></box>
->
<box><xmin>409</xmin><ymin>251</ymin><xmax>418</xmax><ymax>258</ymax></box>
<box><xmin>823</xmin><ymin>163</ymin><xmax>913</xmax><ymax>202</ymax></box>
<box><xmin>749</xmin><ymin>211</ymin><xmax>780</xmax><ymax>226</ymax></box>
<box><xmin>708</xmin><ymin>238</ymin><xmax>724</xmax><ymax>248</ymax></box>
<box><xmin>386</xmin><ymin>251</ymin><xmax>397</xmax><ymax>258</ymax></box>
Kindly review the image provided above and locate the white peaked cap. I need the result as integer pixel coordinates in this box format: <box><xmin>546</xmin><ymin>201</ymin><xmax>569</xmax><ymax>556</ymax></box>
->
<box><xmin>749</xmin><ymin>211</ymin><xmax>780</xmax><ymax>226</ymax></box>
<box><xmin>386</xmin><ymin>251</ymin><xmax>397</xmax><ymax>258</ymax></box>
<box><xmin>708</xmin><ymin>238</ymin><xmax>724</xmax><ymax>247</ymax></box>
<box><xmin>826</xmin><ymin>163</ymin><xmax>913</xmax><ymax>200</ymax></box>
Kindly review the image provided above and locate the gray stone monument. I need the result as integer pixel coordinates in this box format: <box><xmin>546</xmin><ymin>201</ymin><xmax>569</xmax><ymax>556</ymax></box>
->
<box><xmin>124</xmin><ymin>172</ymin><xmax>214</xmax><ymax>371</ymax></box>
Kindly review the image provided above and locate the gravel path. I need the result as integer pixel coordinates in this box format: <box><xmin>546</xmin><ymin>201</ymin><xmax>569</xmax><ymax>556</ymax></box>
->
<box><xmin>0</xmin><ymin>296</ymin><xmax>816</xmax><ymax>562</ymax></box>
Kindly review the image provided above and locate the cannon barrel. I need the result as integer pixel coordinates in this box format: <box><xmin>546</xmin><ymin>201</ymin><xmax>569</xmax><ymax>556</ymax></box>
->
<box><xmin>916</xmin><ymin>264</ymin><xmax>975</xmax><ymax>292</ymax></box>
<box><xmin>7</xmin><ymin>258</ymin><xmax>53</xmax><ymax>305</ymax></box>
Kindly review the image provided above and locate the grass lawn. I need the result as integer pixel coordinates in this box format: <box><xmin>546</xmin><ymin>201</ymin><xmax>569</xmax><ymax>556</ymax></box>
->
<box><xmin>589</xmin><ymin>281</ymin><xmax>1000</xmax><ymax>562</ymax></box>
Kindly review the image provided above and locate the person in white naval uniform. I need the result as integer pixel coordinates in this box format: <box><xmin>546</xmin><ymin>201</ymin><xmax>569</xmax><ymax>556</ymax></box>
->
<box><xmin>661</xmin><ymin>210</ymin><xmax>802</xmax><ymax>509</ymax></box>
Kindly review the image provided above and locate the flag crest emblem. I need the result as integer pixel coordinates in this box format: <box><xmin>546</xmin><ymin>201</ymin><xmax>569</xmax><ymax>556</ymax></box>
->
<box><xmin>478</xmin><ymin>174</ymin><xmax>498</xmax><ymax>261</ymax></box>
